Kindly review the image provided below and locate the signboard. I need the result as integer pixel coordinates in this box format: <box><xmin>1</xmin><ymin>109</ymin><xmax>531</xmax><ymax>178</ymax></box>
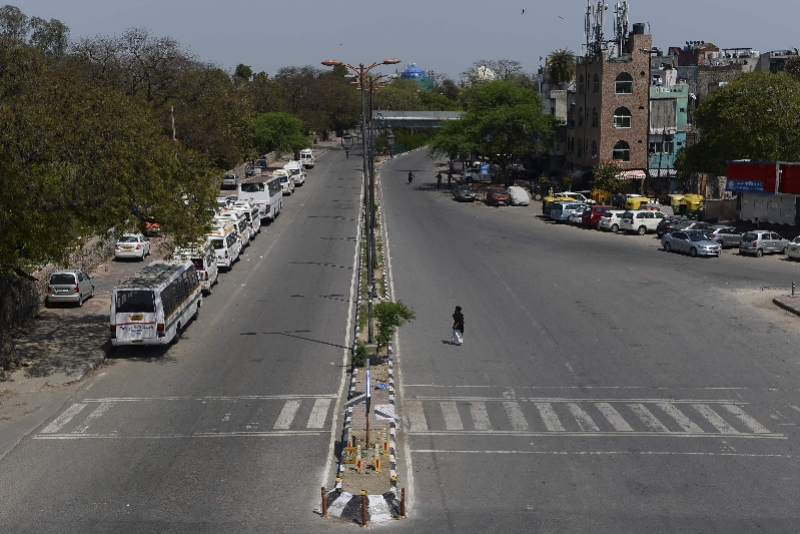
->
<box><xmin>479</xmin><ymin>163</ymin><xmax>490</xmax><ymax>175</ymax></box>
<box><xmin>344</xmin><ymin>447</ymin><xmax>357</xmax><ymax>464</ymax></box>
<box><xmin>726</xmin><ymin>179</ymin><xmax>765</xmax><ymax>193</ymax></box>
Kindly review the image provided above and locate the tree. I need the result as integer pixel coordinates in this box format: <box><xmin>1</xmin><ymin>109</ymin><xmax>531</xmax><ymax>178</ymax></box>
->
<box><xmin>591</xmin><ymin>160</ymin><xmax>623</xmax><ymax>192</ymax></box>
<box><xmin>428</xmin><ymin>80</ymin><xmax>556</xmax><ymax>181</ymax></box>
<box><xmin>547</xmin><ymin>49</ymin><xmax>576</xmax><ymax>85</ymax></box>
<box><xmin>251</xmin><ymin>112</ymin><xmax>308</xmax><ymax>155</ymax></box>
<box><xmin>373</xmin><ymin>300</ymin><xmax>415</xmax><ymax>354</ymax></box>
<box><xmin>786</xmin><ymin>56</ymin><xmax>800</xmax><ymax>82</ymax></box>
<box><xmin>234</xmin><ymin>63</ymin><xmax>252</xmax><ymax>82</ymax></box>
<box><xmin>677</xmin><ymin>71</ymin><xmax>800</xmax><ymax>176</ymax></box>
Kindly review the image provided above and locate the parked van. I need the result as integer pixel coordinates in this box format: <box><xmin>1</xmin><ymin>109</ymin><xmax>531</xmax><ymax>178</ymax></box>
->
<box><xmin>273</xmin><ymin>169</ymin><xmax>295</xmax><ymax>195</ymax></box>
<box><xmin>110</xmin><ymin>260</ymin><xmax>202</xmax><ymax>346</ymax></box>
<box><xmin>549</xmin><ymin>202</ymin><xmax>586</xmax><ymax>223</ymax></box>
<box><xmin>620</xmin><ymin>210</ymin><xmax>666</xmax><ymax>235</ymax></box>
<box><xmin>284</xmin><ymin>161</ymin><xmax>306</xmax><ymax>186</ymax></box>
<box><xmin>581</xmin><ymin>205</ymin><xmax>614</xmax><ymax>227</ymax></box>
<box><xmin>215</xmin><ymin>210</ymin><xmax>251</xmax><ymax>248</ymax></box>
<box><xmin>207</xmin><ymin>221</ymin><xmax>241</xmax><ymax>269</ymax></box>
<box><xmin>232</xmin><ymin>201</ymin><xmax>262</xmax><ymax>236</ymax></box>
<box><xmin>299</xmin><ymin>149</ymin><xmax>315</xmax><ymax>168</ymax></box>
<box><xmin>238</xmin><ymin>177</ymin><xmax>283</xmax><ymax>221</ymax></box>
<box><xmin>174</xmin><ymin>240</ymin><xmax>218</xmax><ymax>295</ymax></box>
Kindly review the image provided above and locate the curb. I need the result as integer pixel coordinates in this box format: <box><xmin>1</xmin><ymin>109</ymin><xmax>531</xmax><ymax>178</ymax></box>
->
<box><xmin>773</xmin><ymin>295</ymin><xmax>800</xmax><ymax>318</ymax></box>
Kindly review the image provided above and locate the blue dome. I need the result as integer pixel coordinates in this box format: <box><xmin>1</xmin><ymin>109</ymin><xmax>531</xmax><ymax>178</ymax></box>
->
<box><xmin>400</xmin><ymin>65</ymin><xmax>427</xmax><ymax>79</ymax></box>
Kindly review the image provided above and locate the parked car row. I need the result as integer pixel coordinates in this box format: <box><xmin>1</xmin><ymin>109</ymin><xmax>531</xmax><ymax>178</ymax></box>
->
<box><xmin>542</xmin><ymin>197</ymin><xmax>800</xmax><ymax>260</ymax></box>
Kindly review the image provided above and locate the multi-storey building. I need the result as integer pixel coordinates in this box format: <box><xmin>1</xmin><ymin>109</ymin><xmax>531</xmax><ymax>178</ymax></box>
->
<box><xmin>567</xmin><ymin>24</ymin><xmax>652</xmax><ymax>187</ymax></box>
<box><xmin>648</xmin><ymin>63</ymin><xmax>689</xmax><ymax>193</ymax></box>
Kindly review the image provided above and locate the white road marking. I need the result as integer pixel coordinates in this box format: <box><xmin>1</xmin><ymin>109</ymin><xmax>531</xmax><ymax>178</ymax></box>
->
<box><xmin>595</xmin><ymin>403</ymin><xmax>634</xmax><ymax>432</ymax></box>
<box><xmin>41</xmin><ymin>404</ymin><xmax>86</xmax><ymax>434</ymax></box>
<box><xmin>368</xmin><ymin>494</ymin><xmax>394</xmax><ymax>523</ymax></box>
<box><xmin>406</xmin><ymin>400</ymin><xmax>428</xmax><ymax>432</ymax></box>
<box><xmin>535</xmin><ymin>402</ymin><xmax>565</xmax><ymax>432</ymax></box>
<box><xmin>441</xmin><ymin>402</ymin><xmax>463</xmax><ymax>431</ymax></box>
<box><xmin>411</xmin><ymin>449</ymin><xmax>788</xmax><ymax>458</ymax></box>
<box><xmin>470</xmin><ymin>402</ymin><xmax>492</xmax><ymax>431</ymax></box>
<box><xmin>273</xmin><ymin>400</ymin><xmax>302</xmax><ymax>430</ymax></box>
<box><xmin>406</xmin><ymin>431</ymin><xmax>784</xmax><ymax>439</ymax></box>
<box><xmin>35</xmin><ymin>430</ymin><xmax>325</xmax><ymax>439</ymax></box>
<box><xmin>657</xmin><ymin>403</ymin><xmax>704</xmax><ymax>433</ymax></box>
<box><xmin>84</xmin><ymin>395</ymin><xmax>335</xmax><ymax>402</ymax></box>
<box><xmin>328</xmin><ymin>491</ymin><xmax>354</xmax><ymax>516</ymax></box>
<box><xmin>723</xmin><ymin>404</ymin><xmax>770</xmax><ymax>434</ymax></box>
<box><xmin>403</xmin><ymin>385</ymin><xmax>749</xmax><ymax>391</ymax></box>
<box><xmin>692</xmin><ymin>404</ymin><xmax>739</xmax><ymax>434</ymax></box>
<box><xmin>567</xmin><ymin>403</ymin><xmax>599</xmax><ymax>432</ymax></box>
<box><xmin>306</xmin><ymin>398</ymin><xmax>332</xmax><ymax>429</ymax></box>
<box><xmin>413</xmin><ymin>396</ymin><xmax>744</xmax><ymax>404</ymax></box>
<box><xmin>503</xmin><ymin>402</ymin><xmax>530</xmax><ymax>431</ymax></box>
<box><xmin>72</xmin><ymin>403</ymin><xmax>114</xmax><ymax>434</ymax></box>
<box><xmin>628</xmin><ymin>404</ymin><xmax>669</xmax><ymax>432</ymax></box>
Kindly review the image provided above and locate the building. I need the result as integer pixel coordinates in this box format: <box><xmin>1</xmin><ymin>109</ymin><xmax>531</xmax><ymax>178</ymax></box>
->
<box><xmin>648</xmin><ymin>61</ymin><xmax>690</xmax><ymax>194</ymax></box>
<box><xmin>537</xmin><ymin>65</ymin><xmax>574</xmax><ymax>175</ymax></box>
<box><xmin>398</xmin><ymin>64</ymin><xmax>434</xmax><ymax>91</ymax></box>
<box><xmin>754</xmin><ymin>49</ymin><xmax>800</xmax><ymax>73</ymax></box>
<box><xmin>568</xmin><ymin>17</ymin><xmax>652</xmax><ymax>188</ymax></box>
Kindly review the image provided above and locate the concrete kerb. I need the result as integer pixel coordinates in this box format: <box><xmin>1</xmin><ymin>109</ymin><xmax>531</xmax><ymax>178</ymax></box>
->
<box><xmin>773</xmin><ymin>294</ymin><xmax>800</xmax><ymax>318</ymax></box>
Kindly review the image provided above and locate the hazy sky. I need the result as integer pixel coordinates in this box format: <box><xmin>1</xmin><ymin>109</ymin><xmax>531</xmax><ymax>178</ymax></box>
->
<box><xmin>22</xmin><ymin>0</ymin><xmax>800</xmax><ymax>79</ymax></box>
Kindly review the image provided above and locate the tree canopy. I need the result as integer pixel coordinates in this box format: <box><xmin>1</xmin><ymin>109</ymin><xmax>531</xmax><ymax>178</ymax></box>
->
<box><xmin>252</xmin><ymin>112</ymin><xmax>309</xmax><ymax>155</ymax></box>
<box><xmin>676</xmin><ymin>71</ymin><xmax>800</xmax><ymax>177</ymax></box>
<box><xmin>427</xmin><ymin>81</ymin><xmax>556</xmax><ymax>180</ymax></box>
<box><xmin>547</xmin><ymin>49</ymin><xmax>576</xmax><ymax>85</ymax></box>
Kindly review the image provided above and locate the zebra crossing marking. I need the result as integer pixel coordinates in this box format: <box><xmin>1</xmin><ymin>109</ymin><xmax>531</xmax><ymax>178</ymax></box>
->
<box><xmin>692</xmin><ymin>404</ymin><xmax>738</xmax><ymax>434</ymax></box>
<box><xmin>535</xmin><ymin>402</ymin><xmax>565</xmax><ymax>432</ymax></box>
<box><xmin>629</xmin><ymin>404</ymin><xmax>670</xmax><ymax>432</ymax></box>
<box><xmin>657</xmin><ymin>403</ymin><xmax>703</xmax><ymax>433</ymax></box>
<box><xmin>406</xmin><ymin>400</ymin><xmax>428</xmax><ymax>432</ymax></box>
<box><xmin>273</xmin><ymin>400</ymin><xmax>302</xmax><ymax>430</ymax></box>
<box><xmin>595</xmin><ymin>403</ymin><xmax>634</xmax><ymax>432</ymax></box>
<box><xmin>470</xmin><ymin>402</ymin><xmax>492</xmax><ymax>432</ymax></box>
<box><xmin>567</xmin><ymin>403</ymin><xmax>599</xmax><ymax>432</ymax></box>
<box><xmin>72</xmin><ymin>403</ymin><xmax>114</xmax><ymax>434</ymax></box>
<box><xmin>441</xmin><ymin>402</ymin><xmax>463</xmax><ymax>431</ymax></box>
<box><xmin>503</xmin><ymin>402</ymin><xmax>530</xmax><ymax>432</ymax></box>
<box><xmin>307</xmin><ymin>398</ymin><xmax>332</xmax><ymax>429</ymax></box>
<box><xmin>40</xmin><ymin>404</ymin><xmax>86</xmax><ymax>434</ymax></box>
<box><xmin>723</xmin><ymin>404</ymin><xmax>770</xmax><ymax>434</ymax></box>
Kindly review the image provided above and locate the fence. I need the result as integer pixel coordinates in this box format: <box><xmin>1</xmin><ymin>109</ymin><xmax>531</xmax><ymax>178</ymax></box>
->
<box><xmin>703</xmin><ymin>199</ymin><xmax>738</xmax><ymax>223</ymax></box>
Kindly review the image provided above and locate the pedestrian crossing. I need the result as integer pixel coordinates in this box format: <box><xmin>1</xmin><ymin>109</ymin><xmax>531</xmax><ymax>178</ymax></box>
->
<box><xmin>404</xmin><ymin>398</ymin><xmax>782</xmax><ymax>439</ymax></box>
<box><xmin>35</xmin><ymin>395</ymin><xmax>336</xmax><ymax>439</ymax></box>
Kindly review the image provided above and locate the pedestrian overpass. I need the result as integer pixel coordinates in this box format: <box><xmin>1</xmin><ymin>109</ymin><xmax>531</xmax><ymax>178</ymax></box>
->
<box><xmin>371</xmin><ymin>111</ymin><xmax>463</xmax><ymax>129</ymax></box>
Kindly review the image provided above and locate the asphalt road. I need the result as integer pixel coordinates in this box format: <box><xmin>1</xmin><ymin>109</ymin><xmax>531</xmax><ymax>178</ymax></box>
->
<box><xmin>381</xmin><ymin>150</ymin><xmax>800</xmax><ymax>532</ymax></box>
<box><xmin>0</xmin><ymin>147</ymin><xmax>364</xmax><ymax>533</ymax></box>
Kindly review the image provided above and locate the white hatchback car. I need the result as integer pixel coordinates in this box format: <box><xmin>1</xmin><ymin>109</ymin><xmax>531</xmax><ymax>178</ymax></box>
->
<box><xmin>115</xmin><ymin>233</ymin><xmax>151</xmax><ymax>261</ymax></box>
<box><xmin>786</xmin><ymin>236</ymin><xmax>800</xmax><ymax>260</ymax></box>
<box><xmin>620</xmin><ymin>210</ymin><xmax>666</xmax><ymax>235</ymax></box>
<box><xmin>597</xmin><ymin>210</ymin><xmax>627</xmax><ymax>233</ymax></box>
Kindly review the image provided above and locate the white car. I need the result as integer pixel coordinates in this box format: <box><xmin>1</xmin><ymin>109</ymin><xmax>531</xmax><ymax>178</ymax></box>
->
<box><xmin>115</xmin><ymin>233</ymin><xmax>151</xmax><ymax>261</ymax></box>
<box><xmin>507</xmin><ymin>186</ymin><xmax>531</xmax><ymax>206</ymax></box>
<box><xmin>620</xmin><ymin>210</ymin><xmax>666</xmax><ymax>235</ymax></box>
<box><xmin>273</xmin><ymin>169</ymin><xmax>295</xmax><ymax>195</ymax></box>
<box><xmin>597</xmin><ymin>210</ymin><xmax>626</xmax><ymax>232</ymax></box>
<box><xmin>784</xmin><ymin>236</ymin><xmax>800</xmax><ymax>260</ymax></box>
<box><xmin>284</xmin><ymin>161</ymin><xmax>306</xmax><ymax>186</ymax></box>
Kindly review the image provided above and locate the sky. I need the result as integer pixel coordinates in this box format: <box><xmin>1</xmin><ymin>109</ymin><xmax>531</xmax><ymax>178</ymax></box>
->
<box><xmin>22</xmin><ymin>0</ymin><xmax>800</xmax><ymax>80</ymax></box>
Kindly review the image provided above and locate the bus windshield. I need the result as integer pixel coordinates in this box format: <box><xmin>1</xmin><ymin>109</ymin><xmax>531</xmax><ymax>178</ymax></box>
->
<box><xmin>115</xmin><ymin>290</ymin><xmax>156</xmax><ymax>313</ymax></box>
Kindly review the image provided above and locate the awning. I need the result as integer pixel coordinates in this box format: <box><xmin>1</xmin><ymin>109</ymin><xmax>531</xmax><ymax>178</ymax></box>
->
<box><xmin>617</xmin><ymin>170</ymin><xmax>647</xmax><ymax>180</ymax></box>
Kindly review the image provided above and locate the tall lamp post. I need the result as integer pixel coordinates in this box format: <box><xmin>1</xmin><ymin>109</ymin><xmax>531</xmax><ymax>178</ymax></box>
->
<box><xmin>322</xmin><ymin>58</ymin><xmax>400</xmax><ymax>344</ymax></box>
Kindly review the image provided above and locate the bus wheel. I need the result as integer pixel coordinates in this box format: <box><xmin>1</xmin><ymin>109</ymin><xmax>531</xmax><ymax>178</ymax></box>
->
<box><xmin>172</xmin><ymin>324</ymin><xmax>181</xmax><ymax>344</ymax></box>
<box><xmin>193</xmin><ymin>305</ymin><xmax>200</xmax><ymax>320</ymax></box>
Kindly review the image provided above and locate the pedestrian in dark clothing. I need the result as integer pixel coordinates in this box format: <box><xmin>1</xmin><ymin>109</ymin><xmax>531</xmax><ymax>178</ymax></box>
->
<box><xmin>451</xmin><ymin>306</ymin><xmax>464</xmax><ymax>345</ymax></box>
<box><xmin>447</xmin><ymin>172</ymin><xmax>452</xmax><ymax>187</ymax></box>
<box><xmin>437</xmin><ymin>172</ymin><xmax>442</xmax><ymax>189</ymax></box>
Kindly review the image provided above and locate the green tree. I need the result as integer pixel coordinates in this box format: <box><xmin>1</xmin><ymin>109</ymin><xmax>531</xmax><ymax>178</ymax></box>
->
<box><xmin>591</xmin><ymin>160</ymin><xmax>623</xmax><ymax>192</ymax></box>
<box><xmin>252</xmin><ymin>112</ymin><xmax>308</xmax><ymax>155</ymax></box>
<box><xmin>547</xmin><ymin>49</ymin><xmax>576</xmax><ymax>85</ymax></box>
<box><xmin>373</xmin><ymin>300</ymin><xmax>415</xmax><ymax>354</ymax></box>
<box><xmin>234</xmin><ymin>63</ymin><xmax>252</xmax><ymax>82</ymax></box>
<box><xmin>677</xmin><ymin>71</ymin><xmax>800</xmax><ymax>176</ymax></box>
<box><xmin>786</xmin><ymin>56</ymin><xmax>800</xmax><ymax>82</ymax></box>
<box><xmin>428</xmin><ymin>80</ymin><xmax>556</xmax><ymax>181</ymax></box>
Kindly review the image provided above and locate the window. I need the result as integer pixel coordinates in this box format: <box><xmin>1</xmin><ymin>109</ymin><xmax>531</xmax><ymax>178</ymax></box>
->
<box><xmin>578</xmin><ymin>107</ymin><xmax>584</xmax><ymax>126</ymax></box>
<box><xmin>613</xmin><ymin>141</ymin><xmax>631</xmax><ymax>162</ymax></box>
<box><xmin>613</xmin><ymin>107</ymin><xmax>632</xmax><ymax>128</ymax></box>
<box><xmin>578</xmin><ymin>75</ymin><xmax>584</xmax><ymax>95</ymax></box>
<box><xmin>649</xmin><ymin>138</ymin><xmax>674</xmax><ymax>154</ymax></box>
<box><xmin>591</xmin><ymin>108</ymin><xmax>599</xmax><ymax>127</ymax></box>
<box><xmin>591</xmin><ymin>141</ymin><xmax>598</xmax><ymax>159</ymax></box>
<box><xmin>615</xmin><ymin>72</ymin><xmax>633</xmax><ymax>94</ymax></box>
<box><xmin>577</xmin><ymin>143</ymin><xmax>583</xmax><ymax>158</ymax></box>
<box><xmin>593</xmin><ymin>73</ymin><xmax>600</xmax><ymax>93</ymax></box>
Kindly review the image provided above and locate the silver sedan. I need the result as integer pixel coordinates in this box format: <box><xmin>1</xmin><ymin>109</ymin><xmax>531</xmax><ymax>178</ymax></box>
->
<box><xmin>662</xmin><ymin>231</ymin><xmax>721</xmax><ymax>257</ymax></box>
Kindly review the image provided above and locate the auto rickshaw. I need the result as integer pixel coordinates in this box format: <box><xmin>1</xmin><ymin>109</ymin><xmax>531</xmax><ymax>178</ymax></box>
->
<box><xmin>591</xmin><ymin>188</ymin><xmax>611</xmax><ymax>205</ymax></box>
<box><xmin>624</xmin><ymin>196</ymin><xmax>655</xmax><ymax>210</ymax></box>
<box><xmin>668</xmin><ymin>194</ymin><xmax>686</xmax><ymax>214</ymax></box>
<box><xmin>683</xmin><ymin>194</ymin><xmax>705</xmax><ymax>218</ymax></box>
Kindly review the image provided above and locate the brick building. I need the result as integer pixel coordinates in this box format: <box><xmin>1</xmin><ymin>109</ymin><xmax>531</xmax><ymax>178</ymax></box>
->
<box><xmin>567</xmin><ymin>27</ymin><xmax>652</xmax><ymax>185</ymax></box>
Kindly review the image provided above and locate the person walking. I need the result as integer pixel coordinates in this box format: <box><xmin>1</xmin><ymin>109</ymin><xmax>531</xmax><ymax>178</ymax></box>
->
<box><xmin>408</xmin><ymin>171</ymin><xmax>414</xmax><ymax>184</ymax></box>
<box><xmin>437</xmin><ymin>172</ymin><xmax>442</xmax><ymax>189</ymax></box>
<box><xmin>451</xmin><ymin>306</ymin><xmax>464</xmax><ymax>345</ymax></box>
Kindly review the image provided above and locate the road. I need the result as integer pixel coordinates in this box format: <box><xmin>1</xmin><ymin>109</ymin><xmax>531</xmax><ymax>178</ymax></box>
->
<box><xmin>0</xmin><ymin>147</ymin><xmax>363</xmax><ymax>532</ymax></box>
<box><xmin>382</xmin><ymin>150</ymin><xmax>800</xmax><ymax>532</ymax></box>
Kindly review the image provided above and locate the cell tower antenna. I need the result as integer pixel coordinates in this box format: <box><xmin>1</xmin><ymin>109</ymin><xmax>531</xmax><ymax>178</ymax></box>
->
<box><xmin>585</xmin><ymin>0</ymin><xmax>592</xmax><ymax>52</ymax></box>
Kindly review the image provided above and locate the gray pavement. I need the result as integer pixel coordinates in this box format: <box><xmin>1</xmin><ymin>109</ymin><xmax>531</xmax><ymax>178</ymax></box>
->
<box><xmin>0</xmin><ymin>145</ymin><xmax>365</xmax><ymax>532</ymax></box>
<box><xmin>381</xmin><ymin>149</ymin><xmax>800</xmax><ymax>532</ymax></box>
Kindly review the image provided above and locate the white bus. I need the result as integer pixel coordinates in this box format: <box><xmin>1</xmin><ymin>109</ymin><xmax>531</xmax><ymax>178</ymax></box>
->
<box><xmin>174</xmin><ymin>240</ymin><xmax>218</xmax><ymax>295</ymax></box>
<box><xmin>238</xmin><ymin>177</ymin><xmax>283</xmax><ymax>221</ymax></box>
<box><xmin>110</xmin><ymin>260</ymin><xmax>202</xmax><ymax>346</ymax></box>
<box><xmin>207</xmin><ymin>221</ymin><xmax>241</xmax><ymax>269</ymax></box>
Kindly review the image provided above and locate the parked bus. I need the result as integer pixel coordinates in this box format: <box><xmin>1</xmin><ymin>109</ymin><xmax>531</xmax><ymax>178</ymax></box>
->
<box><xmin>110</xmin><ymin>260</ymin><xmax>202</xmax><ymax>346</ymax></box>
<box><xmin>238</xmin><ymin>177</ymin><xmax>283</xmax><ymax>221</ymax></box>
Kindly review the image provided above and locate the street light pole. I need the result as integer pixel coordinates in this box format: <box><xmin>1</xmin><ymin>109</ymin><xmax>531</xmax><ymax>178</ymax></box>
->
<box><xmin>321</xmin><ymin>58</ymin><xmax>400</xmax><ymax>345</ymax></box>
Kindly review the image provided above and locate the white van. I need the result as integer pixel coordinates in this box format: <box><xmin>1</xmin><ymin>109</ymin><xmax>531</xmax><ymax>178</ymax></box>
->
<box><xmin>174</xmin><ymin>240</ymin><xmax>218</xmax><ymax>295</ymax></box>
<box><xmin>207</xmin><ymin>221</ymin><xmax>241</xmax><ymax>269</ymax></box>
<box><xmin>110</xmin><ymin>260</ymin><xmax>202</xmax><ymax>346</ymax></box>
<box><xmin>238</xmin><ymin>177</ymin><xmax>283</xmax><ymax>221</ymax></box>
<box><xmin>620</xmin><ymin>210</ymin><xmax>666</xmax><ymax>235</ymax></box>
<box><xmin>299</xmin><ymin>149</ymin><xmax>315</xmax><ymax>168</ymax></box>
<box><xmin>232</xmin><ymin>201</ymin><xmax>262</xmax><ymax>236</ymax></box>
<box><xmin>215</xmin><ymin>210</ymin><xmax>251</xmax><ymax>248</ymax></box>
<box><xmin>273</xmin><ymin>169</ymin><xmax>295</xmax><ymax>195</ymax></box>
<box><xmin>284</xmin><ymin>161</ymin><xmax>306</xmax><ymax>186</ymax></box>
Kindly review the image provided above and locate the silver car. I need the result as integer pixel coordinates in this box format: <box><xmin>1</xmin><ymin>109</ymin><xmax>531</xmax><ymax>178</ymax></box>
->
<box><xmin>739</xmin><ymin>231</ymin><xmax>789</xmax><ymax>257</ymax></box>
<box><xmin>706</xmin><ymin>226</ymin><xmax>742</xmax><ymax>248</ymax></box>
<box><xmin>45</xmin><ymin>269</ymin><xmax>95</xmax><ymax>307</ymax></box>
<box><xmin>662</xmin><ymin>231</ymin><xmax>721</xmax><ymax>257</ymax></box>
<box><xmin>549</xmin><ymin>202</ymin><xmax>586</xmax><ymax>223</ymax></box>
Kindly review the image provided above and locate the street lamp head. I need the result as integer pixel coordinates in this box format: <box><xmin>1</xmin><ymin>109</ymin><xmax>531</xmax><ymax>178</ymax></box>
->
<box><xmin>382</xmin><ymin>58</ymin><xmax>401</xmax><ymax>65</ymax></box>
<box><xmin>321</xmin><ymin>59</ymin><xmax>342</xmax><ymax>67</ymax></box>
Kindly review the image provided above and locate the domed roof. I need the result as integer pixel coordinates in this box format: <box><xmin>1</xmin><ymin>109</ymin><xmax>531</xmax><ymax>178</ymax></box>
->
<box><xmin>400</xmin><ymin>64</ymin><xmax>427</xmax><ymax>79</ymax></box>
<box><xmin>473</xmin><ymin>65</ymin><xmax>496</xmax><ymax>82</ymax></box>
